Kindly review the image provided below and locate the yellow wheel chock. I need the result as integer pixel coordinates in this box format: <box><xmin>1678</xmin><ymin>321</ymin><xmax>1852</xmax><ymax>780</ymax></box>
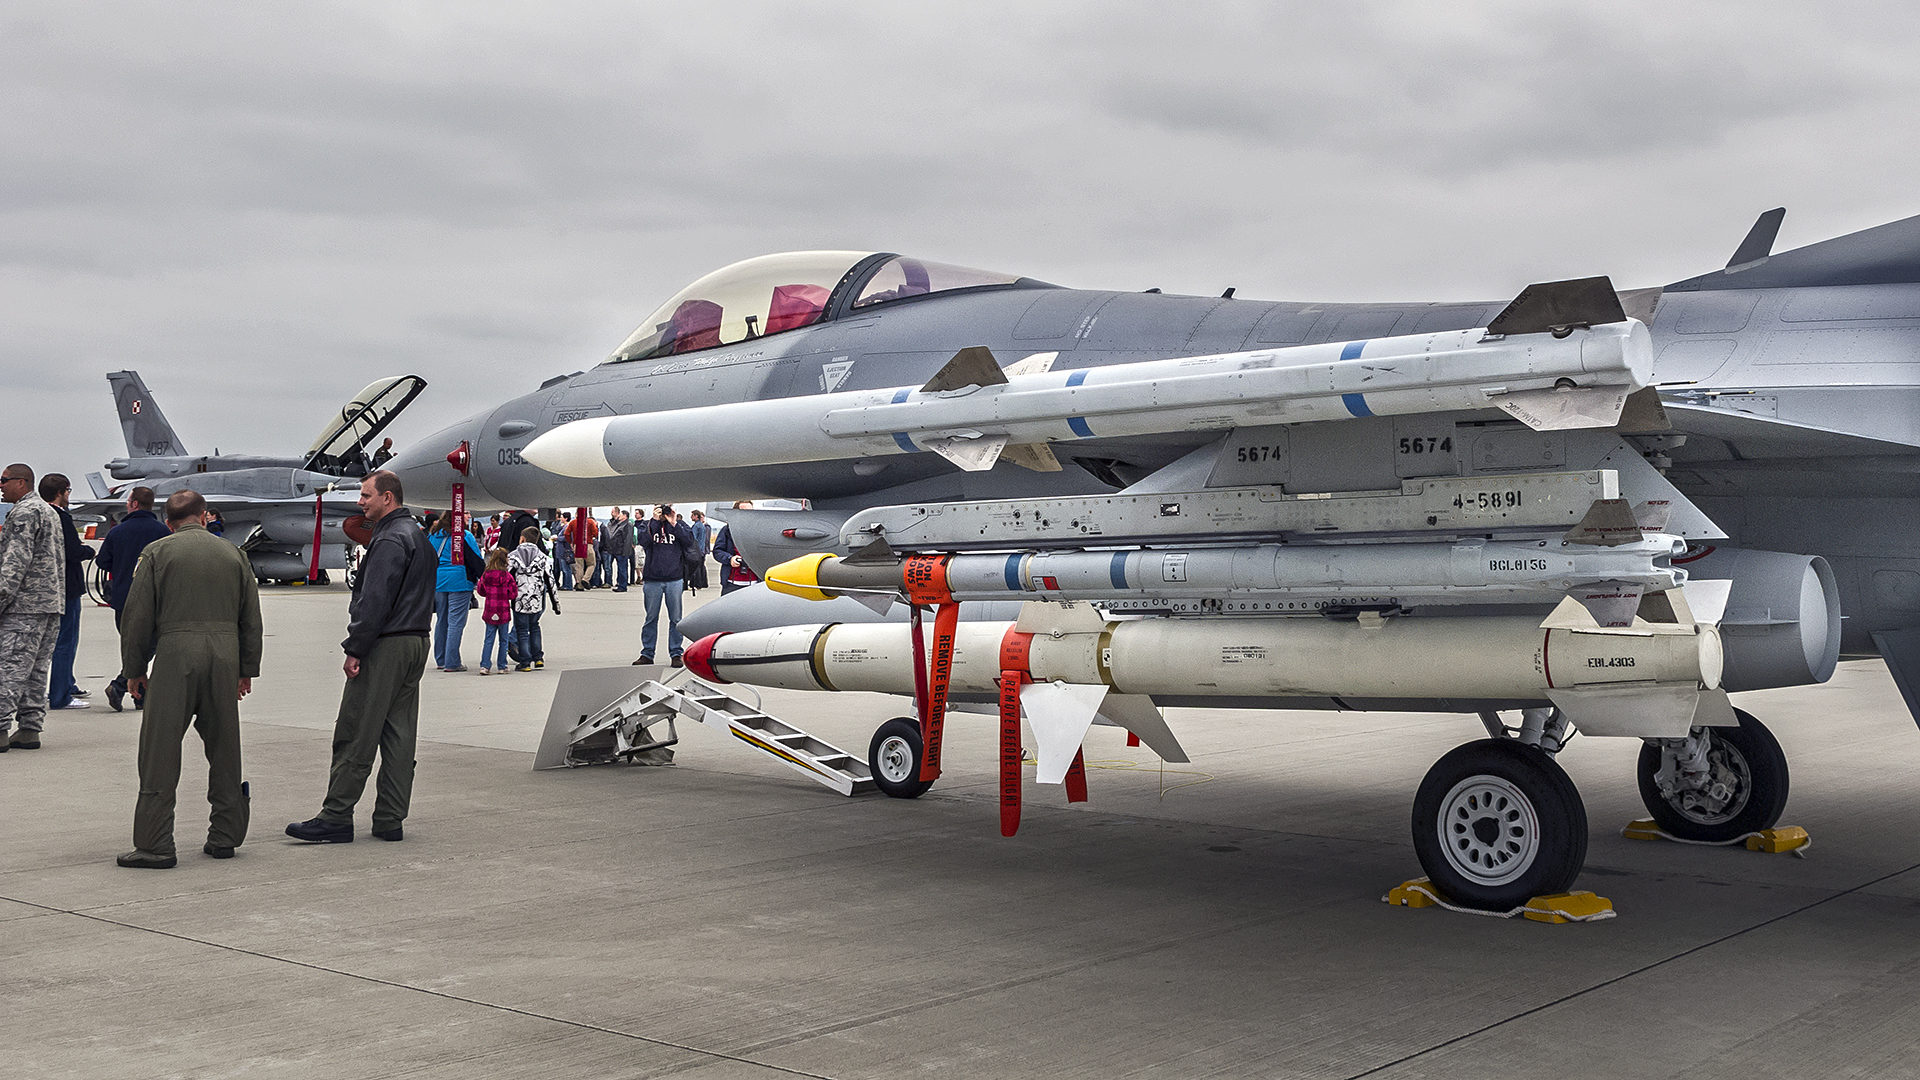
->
<box><xmin>1622</xmin><ymin>819</ymin><xmax>1811</xmax><ymax>855</ymax></box>
<box><xmin>1383</xmin><ymin>878</ymin><xmax>1615</xmax><ymax>922</ymax></box>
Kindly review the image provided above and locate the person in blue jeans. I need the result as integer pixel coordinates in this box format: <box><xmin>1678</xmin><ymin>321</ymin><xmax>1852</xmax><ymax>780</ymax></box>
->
<box><xmin>475</xmin><ymin>547</ymin><xmax>517</xmax><ymax>674</ymax></box>
<box><xmin>603</xmin><ymin>508</ymin><xmax>634</xmax><ymax>592</ymax></box>
<box><xmin>41</xmin><ymin>475</ymin><xmax>95</xmax><ymax>710</ymax></box>
<box><xmin>428</xmin><ymin>514</ymin><xmax>474</xmax><ymax>671</ymax></box>
<box><xmin>506</xmin><ymin>527</ymin><xmax>558</xmax><ymax>670</ymax></box>
<box><xmin>632</xmin><ymin>504</ymin><xmax>696</xmax><ymax>666</ymax></box>
<box><xmin>553</xmin><ymin>515</ymin><xmax>575</xmax><ymax>590</ymax></box>
<box><xmin>38</xmin><ymin>474</ymin><xmax>94</xmax><ymax>711</ymax></box>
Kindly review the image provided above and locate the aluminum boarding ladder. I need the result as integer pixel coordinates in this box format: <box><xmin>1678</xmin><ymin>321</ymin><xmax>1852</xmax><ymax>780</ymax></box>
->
<box><xmin>559</xmin><ymin>675</ymin><xmax>877</xmax><ymax>796</ymax></box>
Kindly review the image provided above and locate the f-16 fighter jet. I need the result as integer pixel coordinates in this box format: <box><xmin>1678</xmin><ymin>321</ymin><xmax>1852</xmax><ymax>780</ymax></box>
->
<box><xmin>391</xmin><ymin>211</ymin><xmax>1919</xmax><ymax>910</ymax></box>
<box><xmin>88</xmin><ymin>371</ymin><xmax>426</xmax><ymax>582</ymax></box>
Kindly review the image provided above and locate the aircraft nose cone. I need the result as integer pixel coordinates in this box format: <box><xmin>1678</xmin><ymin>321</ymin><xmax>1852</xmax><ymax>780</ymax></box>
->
<box><xmin>389</xmin><ymin>410</ymin><xmax>491</xmax><ymax>510</ymax></box>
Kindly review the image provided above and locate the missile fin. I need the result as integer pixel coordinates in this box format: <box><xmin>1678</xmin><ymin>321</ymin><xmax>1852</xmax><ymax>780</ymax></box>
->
<box><xmin>1679</xmin><ymin>579</ymin><xmax>1733</xmax><ymax>626</ymax></box>
<box><xmin>1485</xmin><ymin>276</ymin><xmax>1625</xmax><ymax>337</ymax></box>
<box><xmin>1003</xmin><ymin>351</ymin><xmax>1059</xmax><ymax>377</ymax></box>
<box><xmin>1020</xmin><ymin>680</ymin><xmax>1107</xmax><ymax>784</ymax></box>
<box><xmin>1616</xmin><ymin>286</ymin><xmax>1663</xmax><ymax>326</ymax></box>
<box><xmin>1490</xmin><ymin>383</ymin><xmax>1632</xmax><ymax>431</ymax></box>
<box><xmin>1096</xmin><ymin>693</ymin><xmax>1189</xmax><ymax>763</ymax></box>
<box><xmin>1547</xmin><ymin>684</ymin><xmax>1700</xmax><ymax>737</ymax></box>
<box><xmin>1002</xmin><ymin>442</ymin><xmax>1063</xmax><ymax>472</ymax></box>
<box><xmin>1015</xmin><ymin>599</ymin><xmax>1109</xmax><ymax>635</ymax></box>
<box><xmin>1692</xmin><ymin>687</ymin><xmax>1740</xmax><ymax>728</ymax></box>
<box><xmin>925</xmin><ymin>434</ymin><xmax>1007</xmax><ymax>472</ymax></box>
<box><xmin>1634</xmin><ymin>588</ymin><xmax>1683</xmax><ymax>625</ymax></box>
<box><xmin>920</xmin><ymin>346</ymin><xmax>1008</xmax><ymax>393</ymax></box>
<box><xmin>1631</xmin><ymin>499</ymin><xmax>1673</xmax><ymax>531</ymax></box>
<box><xmin>846</xmin><ymin>591</ymin><xmax>897</xmax><ymax>615</ymax></box>
<box><xmin>1570</xmin><ymin>580</ymin><xmax>1644</xmax><ymax>628</ymax></box>
<box><xmin>1564</xmin><ymin>499</ymin><xmax>1644</xmax><ymax>547</ymax></box>
<box><xmin>1616</xmin><ymin>386</ymin><xmax>1671</xmax><ymax>432</ymax></box>
<box><xmin>844</xmin><ymin>537</ymin><xmax>899</xmax><ymax>566</ymax></box>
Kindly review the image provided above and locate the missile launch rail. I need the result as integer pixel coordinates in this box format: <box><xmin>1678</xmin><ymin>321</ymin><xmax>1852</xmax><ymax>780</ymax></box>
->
<box><xmin>844</xmin><ymin>469</ymin><xmax>1622</xmax><ymax>552</ymax></box>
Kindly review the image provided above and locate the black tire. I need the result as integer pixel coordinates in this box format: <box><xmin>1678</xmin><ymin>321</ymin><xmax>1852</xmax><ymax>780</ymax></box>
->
<box><xmin>1412</xmin><ymin>739</ymin><xmax>1588</xmax><ymax>911</ymax></box>
<box><xmin>1636</xmin><ymin>709</ymin><xmax>1789</xmax><ymax>842</ymax></box>
<box><xmin>869</xmin><ymin>717</ymin><xmax>933</xmax><ymax>799</ymax></box>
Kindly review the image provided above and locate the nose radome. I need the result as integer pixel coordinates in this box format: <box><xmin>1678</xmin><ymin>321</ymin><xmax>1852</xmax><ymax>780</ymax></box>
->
<box><xmin>388</xmin><ymin>410</ymin><xmax>491</xmax><ymax>511</ymax></box>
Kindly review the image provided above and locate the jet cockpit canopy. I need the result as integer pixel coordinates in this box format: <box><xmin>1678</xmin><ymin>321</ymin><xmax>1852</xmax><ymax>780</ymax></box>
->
<box><xmin>608</xmin><ymin>251</ymin><xmax>1024</xmax><ymax>363</ymax></box>
<box><xmin>303</xmin><ymin>374</ymin><xmax>429</xmax><ymax>475</ymax></box>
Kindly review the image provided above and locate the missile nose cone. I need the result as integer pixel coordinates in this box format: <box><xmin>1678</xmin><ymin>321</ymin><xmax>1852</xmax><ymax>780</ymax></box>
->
<box><xmin>684</xmin><ymin>633</ymin><xmax>726</xmax><ymax>682</ymax></box>
<box><xmin>523</xmin><ymin>418</ymin><xmax>618</xmax><ymax>478</ymax></box>
<box><xmin>764</xmin><ymin>552</ymin><xmax>836</xmax><ymax>601</ymax></box>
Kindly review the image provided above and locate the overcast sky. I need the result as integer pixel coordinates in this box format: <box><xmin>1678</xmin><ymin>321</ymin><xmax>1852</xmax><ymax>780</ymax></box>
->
<box><xmin>6</xmin><ymin>0</ymin><xmax>1917</xmax><ymax>486</ymax></box>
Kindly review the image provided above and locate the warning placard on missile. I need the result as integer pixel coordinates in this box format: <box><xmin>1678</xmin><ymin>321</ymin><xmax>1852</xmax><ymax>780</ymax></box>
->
<box><xmin>1221</xmin><ymin>645</ymin><xmax>1268</xmax><ymax>664</ymax></box>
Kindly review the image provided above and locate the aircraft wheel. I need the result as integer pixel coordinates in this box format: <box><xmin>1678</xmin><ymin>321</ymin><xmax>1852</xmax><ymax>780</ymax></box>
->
<box><xmin>869</xmin><ymin>717</ymin><xmax>933</xmax><ymax>799</ymax></box>
<box><xmin>1413</xmin><ymin>739</ymin><xmax>1587</xmax><ymax>911</ymax></box>
<box><xmin>1637</xmin><ymin>709</ymin><xmax>1789</xmax><ymax>842</ymax></box>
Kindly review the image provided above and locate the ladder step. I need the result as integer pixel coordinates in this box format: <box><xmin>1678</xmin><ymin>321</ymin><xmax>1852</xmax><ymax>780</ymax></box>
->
<box><xmin>564</xmin><ymin>678</ymin><xmax>873</xmax><ymax>796</ymax></box>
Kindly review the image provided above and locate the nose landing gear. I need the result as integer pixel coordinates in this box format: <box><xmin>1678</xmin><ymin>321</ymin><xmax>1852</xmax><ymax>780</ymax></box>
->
<box><xmin>1413</xmin><ymin>739</ymin><xmax>1589</xmax><ymax>911</ymax></box>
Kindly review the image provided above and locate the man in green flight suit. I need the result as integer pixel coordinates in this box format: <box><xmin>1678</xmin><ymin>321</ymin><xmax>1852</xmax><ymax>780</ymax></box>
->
<box><xmin>116</xmin><ymin>490</ymin><xmax>263</xmax><ymax>869</ymax></box>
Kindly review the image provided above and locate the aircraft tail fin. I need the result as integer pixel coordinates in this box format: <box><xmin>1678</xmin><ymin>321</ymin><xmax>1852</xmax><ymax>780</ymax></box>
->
<box><xmin>108</xmin><ymin>371</ymin><xmax>187</xmax><ymax>457</ymax></box>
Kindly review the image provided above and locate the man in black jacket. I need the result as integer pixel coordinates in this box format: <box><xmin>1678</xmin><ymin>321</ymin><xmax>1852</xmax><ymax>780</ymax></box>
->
<box><xmin>98</xmin><ymin>487</ymin><xmax>171</xmax><ymax>712</ymax></box>
<box><xmin>499</xmin><ymin>509</ymin><xmax>542</xmax><ymax>555</ymax></box>
<box><xmin>287</xmin><ymin>470</ymin><xmax>434</xmax><ymax>844</ymax></box>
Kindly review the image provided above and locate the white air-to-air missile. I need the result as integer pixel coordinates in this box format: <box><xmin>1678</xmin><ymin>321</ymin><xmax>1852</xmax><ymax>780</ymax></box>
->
<box><xmin>763</xmin><ymin>535</ymin><xmax>1687</xmax><ymax>614</ymax></box>
<box><xmin>524</xmin><ymin>318</ymin><xmax>1652</xmax><ymax>478</ymax></box>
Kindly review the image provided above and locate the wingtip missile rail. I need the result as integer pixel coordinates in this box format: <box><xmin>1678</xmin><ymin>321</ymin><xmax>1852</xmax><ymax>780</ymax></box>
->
<box><xmin>523</xmin><ymin>315</ymin><xmax>1653</xmax><ymax>480</ymax></box>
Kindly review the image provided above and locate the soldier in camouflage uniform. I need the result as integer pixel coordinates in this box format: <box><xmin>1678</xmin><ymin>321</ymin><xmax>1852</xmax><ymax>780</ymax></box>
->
<box><xmin>0</xmin><ymin>463</ymin><xmax>65</xmax><ymax>752</ymax></box>
<box><xmin>117</xmin><ymin>490</ymin><xmax>262</xmax><ymax>868</ymax></box>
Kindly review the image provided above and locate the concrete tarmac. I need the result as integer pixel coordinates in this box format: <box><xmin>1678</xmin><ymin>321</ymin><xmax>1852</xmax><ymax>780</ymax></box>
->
<box><xmin>6</xmin><ymin>580</ymin><xmax>1920</xmax><ymax>1079</ymax></box>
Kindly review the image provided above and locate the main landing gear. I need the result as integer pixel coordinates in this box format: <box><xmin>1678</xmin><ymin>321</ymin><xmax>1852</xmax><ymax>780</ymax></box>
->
<box><xmin>1637</xmin><ymin>708</ymin><xmax>1790</xmax><ymax>842</ymax></box>
<box><xmin>1412</xmin><ymin>707</ymin><xmax>1791</xmax><ymax>910</ymax></box>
